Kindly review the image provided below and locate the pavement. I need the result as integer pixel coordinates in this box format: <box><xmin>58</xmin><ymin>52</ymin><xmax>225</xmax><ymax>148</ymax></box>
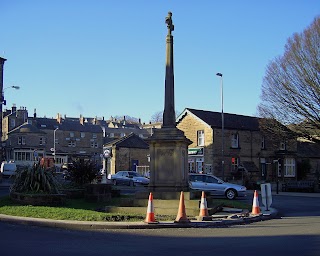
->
<box><xmin>0</xmin><ymin>179</ymin><xmax>319</xmax><ymax>230</ymax></box>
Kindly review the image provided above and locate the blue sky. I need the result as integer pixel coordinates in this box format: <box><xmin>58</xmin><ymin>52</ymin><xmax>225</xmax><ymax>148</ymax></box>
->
<box><xmin>1</xmin><ymin>1</ymin><xmax>319</xmax><ymax>123</ymax></box>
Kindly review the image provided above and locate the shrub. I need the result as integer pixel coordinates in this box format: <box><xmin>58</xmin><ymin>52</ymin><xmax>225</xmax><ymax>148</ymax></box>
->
<box><xmin>68</xmin><ymin>159</ymin><xmax>100</xmax><ymax>186</ymax></box>
<box><xmin>11</xmin><ymin>163</ymin><xmax>60</xmax><ymax>194</ymax></box>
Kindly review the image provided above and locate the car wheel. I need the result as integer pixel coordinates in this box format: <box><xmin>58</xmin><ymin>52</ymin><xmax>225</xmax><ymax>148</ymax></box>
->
<box><xmin>225</xmin><ymin>189</ymin><xmax>237</xmax><ymax>200</ymax></box>
<box><xmin>129</xmin><ymin>180</ymin><xmax>134</xmax><ymax>187</ymax></box>
<box><xmin>113</xmin><ymin>180</ymin><xmax>117</xmax><ymax>186</ymax></box>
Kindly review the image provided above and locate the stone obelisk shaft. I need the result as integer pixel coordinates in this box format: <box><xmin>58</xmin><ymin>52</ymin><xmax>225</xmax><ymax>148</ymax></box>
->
<box><xmin>0</xmin><ymin>57</ymin><xmax>7</xmax><ymax>162</ymax></box>
<box><xmin>163</xmin><ymin>12</ymin><xmax>176</xmax><ymax>128</ymax></box>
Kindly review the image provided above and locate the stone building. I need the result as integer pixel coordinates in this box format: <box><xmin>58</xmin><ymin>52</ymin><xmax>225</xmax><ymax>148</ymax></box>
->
<box><xmin>2</xmin><ymin>108</ymin><xmax>104</xmax><ymax>168</ymax></box>
<box><xmin>103</xmin><ymin>133</ymin><xmax>149</xmax><ymax>176</ymax></box>
<box><xmin>176</xmin><ymin>108</ymin><xmax>299</xmax><ymax>186</ymax></box>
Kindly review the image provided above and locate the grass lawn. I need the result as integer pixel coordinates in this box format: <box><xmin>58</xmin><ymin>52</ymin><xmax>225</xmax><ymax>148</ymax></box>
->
<box><xmin>0</xmin><ymin>196</ymin><xmax>145</xmax><ymax>222</ymax></box>
<box><xmin>0</xmin><ymin>195</ymin><xmax>251</xmax><ymax>222</ymax></box>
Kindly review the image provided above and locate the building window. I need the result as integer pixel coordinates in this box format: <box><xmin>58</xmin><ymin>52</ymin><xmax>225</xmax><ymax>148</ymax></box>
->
<box><xmin>196</xmin><ymin>158</ymin><xmax>203</xmax><ymax>173</ymax></box>
<box><xmin>280</xmin><ymin>141</ymin><xmax>286</xmax><ymax>150</ymax></box>
<box><xmin>188</xmin><ymin>160</ymin><xmax>195</xmax><ymax>173</ymax></box>
<box><xmin>80</xmin><ymin>132</ymin><xmax>85</xmax><ymax>138</ymax></box>
<box><xmin>68</xmin><ymin>141</ymin><xmax>76</xmax><ymax>147</ymax></box>
<box><xmin>231</xmin><ymin>157</ymin><xmax>239</xmax><ymax>171</ymax></box>
<box><xmin>261</xmin><ymin>137</ymin><xmax>265</xmax><ymax>149</ymax></box>
<box><xmin>120</xmin><ymin>133</ymin><xmax>126</xmax><ymax>137</ymax></box>
<box><xmin>39</xmin><ymin>137</ymin><xmax>45</xmax><ymax>145</ymax></box>
<box><xmin>14</xmin><ymin>151</ymin><xmax>34</xmax><ymax>161</ymax></box>
<box><xmin>91</xmin><ymin>142</ymin><xmax>98</xmax><ymax>148</ymax></box>
<box><xmin>110</xmin><ymin>133</ymin><xmax>114</xmax><ymax>138</ymax></box>
<box><xmin>260</xmin><ymin>158</ymin><xmax>266</xmax><ymax>178</ymax></box>
<box><xmin>284</xmin><ymin>158</ymin><xmax>295</xmax><ymax>177</ymax></box>
<box><xmin>18</xmin><ymin>136</ymin><xmax>26</xmax><ymax>145</ymax></box>
<box><xmin>10</xmin><ymin>119</ymin><xmax>15</xmax><ymax>129</ymax></box>
<box><xmin>70</xmin><ymin>132</ymin><xmax>74</xmax><ymax>138</ymax></box>
<box><xmin>92</xmin><ymin>133</ymin><xmax>97</xmax><ymax>139</ymax></box>
<box><xmin>231</xmin><ymin>133</ymin><xmax>239</xmax><ymax>148</ymax></box>
<box><xmin>197</xmin><ymin>130</ymin><xmax>204</xmax><ymax>146</ymax></box>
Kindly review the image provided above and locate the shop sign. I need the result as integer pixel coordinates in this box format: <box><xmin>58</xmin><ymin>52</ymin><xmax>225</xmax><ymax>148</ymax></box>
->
<box><xmin>188</xmin><ymin>147</ymin><xmax>204</xmax><ymax>156</ymax></box>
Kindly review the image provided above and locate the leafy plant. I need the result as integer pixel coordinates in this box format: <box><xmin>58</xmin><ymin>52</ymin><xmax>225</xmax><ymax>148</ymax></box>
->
<box><xmin>68</xmin><ymin>159</ymin><xmax>100</xmax><ymax>186</ymax></box>
<box><xmin>11</xmin><ymin>163</ymin><xmax>60</xmax><ymax>194</ymax></box>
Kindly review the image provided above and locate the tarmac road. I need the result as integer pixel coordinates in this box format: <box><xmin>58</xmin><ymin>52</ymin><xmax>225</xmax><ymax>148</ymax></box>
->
<box><xmin>0</xmin><ymin>215</ymin><xmax>319</xmax><ymax>256</ymax></box>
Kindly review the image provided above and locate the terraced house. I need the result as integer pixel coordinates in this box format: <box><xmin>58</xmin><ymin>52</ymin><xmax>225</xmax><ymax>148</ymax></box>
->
<box><xmin>2</xmin><ymin>107</ymin><xmax>103</xmax><ymax>168</ymax></box>
<box><xmin>1</xmin><ymin>106</ymin><xmax>151</xmax><ymax>170</ymax></box>
<box><xmin>176</xmin><ymin>108</ymin><xmax>300</xmax><ymax>187</ymax></box>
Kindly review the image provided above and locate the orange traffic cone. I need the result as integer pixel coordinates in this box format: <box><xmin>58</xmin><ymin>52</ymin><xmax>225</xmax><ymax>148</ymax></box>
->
<box><xmin>198</xmin><ymin>191</ymin><xmax>212</xmax><ymax>221</ymax></box>
<box><xmin>251</xmin><ymin>190</ymin><xmax>261</xmax><ymax>215</ymax></box>
<box><xmin>174</xmin><ymin>191</ymin><xmax>190</xmax><ymax>223</ymax></box>
<box><xmin>144</xmin><ymin>192</ymin><xmax>158</xmax><ymax>224</ymax></box>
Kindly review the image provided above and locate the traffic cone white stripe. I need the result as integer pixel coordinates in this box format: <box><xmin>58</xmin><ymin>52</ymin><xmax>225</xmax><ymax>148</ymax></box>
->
<box><xmin>200</xmin><ymin>197</ymin><xmax>208</xmax><ymax>209</ymax></box>
<box><xmin>145</xmin><ymin>192</ymin><xmax>158</xmax><ymax>224</ymax></box>
<box><xmin>251</xmin><ymin>190</ymin><xmax>261</xmax><ymax>215</ymax></box>
<box><xmin>147</xmin><ymin>198</ymin><xmax>154</xmax><ymax>213</ymax></box>
<box><xmin>199</xmin><ymin>191</ymin><xmax>209</xmax><ymax>217</ymax></box>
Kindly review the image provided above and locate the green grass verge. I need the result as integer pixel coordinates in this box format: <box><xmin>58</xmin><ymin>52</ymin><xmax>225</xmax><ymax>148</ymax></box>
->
<box><xmin>0</xmin><ymin>195</ymin><xmax>251</xmax><ymax>222</ymax></box>
<box><xmin>0</xmin><ymin>196</ymin><xmax>144</xmax><ymax>222</ymax></box>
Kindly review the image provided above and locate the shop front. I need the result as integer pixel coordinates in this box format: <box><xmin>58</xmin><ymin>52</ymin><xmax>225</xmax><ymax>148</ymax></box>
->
<box><xmin>188</xmin><ymin>147</ymin><xmax>204</xmax><ymax>173</ymax></box>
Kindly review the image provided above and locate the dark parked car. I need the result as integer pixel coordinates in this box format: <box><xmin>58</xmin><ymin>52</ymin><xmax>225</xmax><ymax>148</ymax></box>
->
<box><xmin>189</xmin><ymin>173</ymin><xmax>247</xmax><ymax>200</ymax></box>
<box><xmin>109</xmin><ymin>171</ymin><xmax>149</xmax><ymax>186</ymax></box>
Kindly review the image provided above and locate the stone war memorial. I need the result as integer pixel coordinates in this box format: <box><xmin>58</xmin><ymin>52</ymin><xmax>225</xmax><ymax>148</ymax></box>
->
<box><xmin>146</xmin><ymin>12</ymin><xmax>192</xmax><ymax>200</ymax></box>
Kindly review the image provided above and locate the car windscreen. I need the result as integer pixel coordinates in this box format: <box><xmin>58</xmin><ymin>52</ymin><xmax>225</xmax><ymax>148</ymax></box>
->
<box><xmin>189</xmin><ymin>175</ymin><xmax>205</xmax><ymax>182</ymax></box>
<box><xmin>128</xmin><ymin>172</ymin><xmax>140</xmax><ymax>177</ymax></box>
<box><xmin>205</xmin><ymin>176</ymin><xmax>219</xmax><ymax>184</ymax></box>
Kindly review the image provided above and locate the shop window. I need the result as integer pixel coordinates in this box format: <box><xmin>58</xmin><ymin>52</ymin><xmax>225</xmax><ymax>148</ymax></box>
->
<box><xmin>188</xmin><ymin>161</ymin><xmax>195</xmax><ymax>173</ymax></box>
<box><xmin>196</xmin><ymin>158</ymin><xmax>204</xmax><ymax>173</ymax></box>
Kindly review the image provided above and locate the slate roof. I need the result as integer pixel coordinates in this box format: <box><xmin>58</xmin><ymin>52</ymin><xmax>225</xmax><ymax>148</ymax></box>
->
<box><xmin>104</xmin><ymin>133</ymin><xmax>149</xmax><ymax>149</ymax></box>
<box><xmin>182</xmin><ymin>108</ymin><xmax>261</xmax><ymax>131</ymax></box>
<box><xmin>9</xmin><ymin>123</ymin><xmax>46</xmax><ymax>134</ymax></box>
<box><xmin>32</xmin><ymin>118</ymin><xmax>102</xmax><ymax>133</ymax></box>
<box><xmin>297</xmin><ymin>140</ymin><xmax>320</xmax><ymax>158</ymax></box>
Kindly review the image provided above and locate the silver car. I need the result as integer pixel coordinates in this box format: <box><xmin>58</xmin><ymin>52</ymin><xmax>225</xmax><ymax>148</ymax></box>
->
<box><xmin>189</xmin><ymin>173</ymin><xmax>247</xmax><ymax>200</ymax></box>
<box><xmin>110</xmin><ymin>171</ymin><xmax>149</xmax><ymax>186</ymax></box>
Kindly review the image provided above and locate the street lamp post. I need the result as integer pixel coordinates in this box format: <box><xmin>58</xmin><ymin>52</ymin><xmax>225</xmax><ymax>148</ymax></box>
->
<box><xmin>216</xmin><ymin>72</ymin><xmax>224</xmax><ymax>180</ymax></box>
<box><xmin>0</xmin><ymin>85</ymin><xmax>20</xmax><ymax>162</ymax></box>
<box><xmin>53</xmin><ymin>128</ymin><xmax>59</xmax><ymax>164</ymax></box>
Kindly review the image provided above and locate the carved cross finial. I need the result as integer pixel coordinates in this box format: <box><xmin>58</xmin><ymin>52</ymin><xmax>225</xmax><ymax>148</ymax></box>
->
<box><xmin>165</xmin><ymin>12</ymin><xmax>174</xmax><ymax>35</ymax></box>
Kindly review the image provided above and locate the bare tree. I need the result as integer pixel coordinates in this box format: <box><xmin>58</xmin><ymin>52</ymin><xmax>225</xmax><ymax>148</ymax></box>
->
<box><xmin>113</xmin><ymin>115</ymin><xmax>140</xmax><ymax>123</ymax></box>
<box><xmin>150</xmin><ymin>110</ymin><xmax>181</xmax><ymax>124</ymax></box>
<box><xmin>258</xmin><ymin>16</ymin><xmax>320</xmax><ymax>139</ymax></box>
<box><xmin>150</xmin><ymin>111</ymin><xmax>163</xmax><ymax>123</ymax></box>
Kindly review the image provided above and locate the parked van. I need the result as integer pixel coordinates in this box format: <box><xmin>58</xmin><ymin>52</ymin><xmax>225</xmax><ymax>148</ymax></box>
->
<box><xmin>0</xmin><ymin>161</ymin><xmax>17</xmax><ymax>177</ymax></box>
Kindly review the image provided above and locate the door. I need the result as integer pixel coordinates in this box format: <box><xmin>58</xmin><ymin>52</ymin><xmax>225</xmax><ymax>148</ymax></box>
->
<box><xmin>203</xmin><ymin>175</ymin><xmax>224</xmax><ymax>196</ymax></box>
<box><xmin>131</xmin><ymin>160</ymin><xmax>139</xmax><ymax>172</ymax></box>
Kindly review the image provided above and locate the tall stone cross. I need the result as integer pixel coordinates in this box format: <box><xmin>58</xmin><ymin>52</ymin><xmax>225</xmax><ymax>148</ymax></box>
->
<box><xmin>166</xmin><ymin>12</ymin><xmax>174</xmax><ymax>35</ymax></box>
<box><xmin>163</xmin><ymin>12</ymin><xmax>176</xmax><ymax>128</ymax></box>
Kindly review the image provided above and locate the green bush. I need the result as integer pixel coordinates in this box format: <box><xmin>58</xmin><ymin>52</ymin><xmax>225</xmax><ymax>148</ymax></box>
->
<box><xmin>11</xmin><ymin>164</ymin><xmax>60</xmax><ymax>194</ymax></box>
<box><xmin>68</xmin><ymin>159</ymin><xmax>100</xmax><ymax>186</ymax></box>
